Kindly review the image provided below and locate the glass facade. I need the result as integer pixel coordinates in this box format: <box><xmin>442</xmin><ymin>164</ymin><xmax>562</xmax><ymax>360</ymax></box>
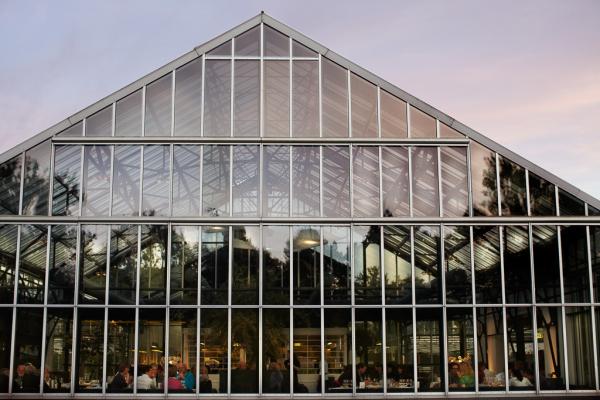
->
<box><xmin>0</xmin><ymin>19</ymin><xmax>599</xmax><ymax>398</ymax></box>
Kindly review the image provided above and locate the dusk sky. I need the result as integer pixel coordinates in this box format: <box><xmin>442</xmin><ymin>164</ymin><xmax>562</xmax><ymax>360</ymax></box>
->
<box><xmin>1</xmin><ymin>0</ymin><xmax>599</xmax><ymax>198</ymax></box>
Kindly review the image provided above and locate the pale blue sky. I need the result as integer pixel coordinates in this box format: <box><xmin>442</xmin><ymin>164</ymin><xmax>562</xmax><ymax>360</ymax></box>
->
<box><xmin>1</xmin><ymin>0</ymin><xmax>599</xmax><ymax>198</ymax></box>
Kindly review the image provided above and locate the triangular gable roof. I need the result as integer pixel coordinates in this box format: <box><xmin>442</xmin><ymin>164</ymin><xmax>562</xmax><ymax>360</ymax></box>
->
<box><xmin>1</xmin><ymin>12</ymin><xmax>598</xmax><ymax>210</ymax></box>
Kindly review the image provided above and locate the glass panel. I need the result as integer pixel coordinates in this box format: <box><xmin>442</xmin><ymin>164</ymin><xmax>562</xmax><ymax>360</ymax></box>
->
<box><xmin>292</xmin><ymin>40</ymin><xmax>317</xmax><ymax>57</ymax></box>
<box><xmin>322</xmin><ymin>146</ymin><xmax>350</xmax><ymax>218</ymax></box>
<box><xmin>231</xmin><ymin>308</ymin><xmax>258</xmax><ymax>393</ymax></box>
<box><xmin>441</xmin><ymin>147</ymin><xmax>469</xmax><ymax>217</ymax></box>
<box><xmin>322</xmin><ymin>58</ymin><xmax>348</xmax><ymax>138</ymax></box>
<box><xmin>263</xmin><ymin>145</ymin><xmax>289</xmax><ymax>217</ymax></box>
<box><xmin>75</xmin><ymin>308</ymin><xmax>104</xmax><ymax>392</ymax></box>
<box><xmin>350</xmin><ymin>74</ymin><xmax>377</xmax><ymax>138</ymax></box>
<box><xmin>506</xmin><ymin>307</ymin><xmax>535</xmax><ymax>390</ymax></box>
<box><xmin>207</xmin><ymin>40</ymin><xmax>231</xmax><ymax>56</ymax></box>
<box><xmin>264</xmin><ymin>61</ymin><xmax>289</xmax><ymax>137</ymax></box>
<box><xmin>232</xmin><ymin>145</ymin><xmax>259</xmax><ymax>217</ymax></box>
<box><xmin>383</xmin><ymin>226</ymin><xmax>411</xmax><ymax>304</ymax></box>
<box><xmin>353</xmin><ymin>146</ymin><xmax>380</xmax><ymax>217</ymax></box>
<box><xmin>476</xmin><ymin>307</ymin><xmax>505</xmax><ymax>390</ymax></box>
<box><xmin>202</xmin><ymin>145</ymin><xmax>230</xmax><ymax>217</ymax></box>
<box><xmin>264</xmin><ymin>25</ymin><xmax>289</xmax><ymax>57</ymax></box>
<box><xmin>82</xmin><ymin>145</ymin><xmax>111</xmax><ymax>217</ymax></box>
<box><xmin>170</xmin><ymin>225</ymin><xmax>199</xmax><ymax>305</ymax></box>
<box><xmin>144</xmin><ymin>75</ymin><xmax>172</xmax><ymax>137</ymax></box>
<box><xmin>354</xmin><ymin>309</ymin><xmax>383</xmax><ymax>392</ymax></box>
<box><xmin>444</xmin><ymin>226</ymin><xmax>472</xmax><ymax>304</ymax></box>
<box><xmin>0</xmin><ymin>225</ymin><xmax>17</xmax><ymax>303</ymax></box>
<box><xmin>503</xmin><ymin>225</ymin><xmax>532</xmax><ymax>304</ymax></box>
<box><xmin>589</xmin><ymin>205</ymin><xmax>600</xmax><ymax>215</ymax></box>
<box><xmin>200</xmin><ymin>226</ymin><xmax>229</xmax><ymax>305</ymax></box>
<box><xmin>17</xmin><ymin>225</ymin><xmax>47</xmax><ymax>304</ymax></box>
<box><xmin>22</xmin><ymin>140</ymin><xmax>51</xmax><ymax>216</ymax></box>
<box><xmin>292</xmin><ymin>61</ymin><xmax>319</xmax><ymax>137</ymax></box>
<box><xmin>533</xmin><ymin>226</ymin><xmax>560</xmax><ymax>303</ymax></box>
<box><xmin>199</xmin><ymin>308</ymin><xmax>227</xmax><ymax>392</ymax></box>
<box><xmin>536</xmin><ymin>307</ymin><xmax>565</xmax><ymax>390</ymax></box>
<box><xmin>108</xmin><ymin>225</ymin><xmax>137</xmax><ymax>305</ymax></box>
<box><xmin>592</xmin><ymin>226</ymin><xmax>600</xmax><ymax>302</ymax></box>
<box><xmin>0</xmin><ymin>155</ymin><xmax>21</xmax><ymax>215</ymax></box>
<box><xmin>79</xmin><ymin>225</ymin><xmax>107</xmax><ymax>304</ymax></box>
<box><xmin>412</xmin><ymin>146</ymin><xmax>440</xmax><ymax>217</ymax></box>
<box><xmin>447</xmin><ymin>308</ymin><xmax>474</xmax><ymax>391</ymax></box>
<box><xmin>111</xmin><ymin>145</ymin><xmax>140</xmax><ymax>217</ymax></box>
<box><xmin>471</xmin><ymin>142</ymin><xmax>498</xmax><ymax>216</ymax></box>
<box><xmin>381</xmin><ymin>146</ymin><xmax>409</xmax><ymax>217</ymax></box>
<box><xmin>44</xmin><ymin>308</ymin><xmax>73</xmax><ymax>393</ymax></box>
<box><xmin>324</xmin><ymin>308</ymin><xmax>352</xmax><ymax>393</ymax></box>
<box><xmin>353</xmin><ymin>225</ymin><xmax>381</xmax><ymax>305</ymax></box>
<box><xmin>561</xmin><ymin>226</ymin><xmax>589</xmax><ymax>303</ymax></box>
<box><xmin>380</xmin><ymin>90</ymin><xmax>407</xmax><ymax>138</ymax></box>
<box><xmin>385</xmin><ymin>308</ymin><xmax>414</xmax><ymax>392</ymax></box>
<box><xmin>263</xmin><ymin>225</ymin><xmax>290</xmax><ymax>305</ymax></box>
<box><xmin>12</xmin><ymin>308</ymin><xmax>43</xmax><ymax>393</ymax></box>
<box><xmin>57</xmin><ymin>121</ymin><xmax>82</xmax><ymax>137</ymax></box>
<box><xmin>87</xmin><ymin>106</ymin><xmax>113</xmax><ymax>137</ymax></box>
<box><xmin>498</xmin><ymin>156</ymin><xmax>527</xmax><ymax>216</ymax></box>
<box><xmin>142</xmin><ymin>145</ymin><xmax>170</xmax><ymax>217</ymax></box>
<box><xmin>414</xmin><ymin>226</ymin><xmax>442</xmax><ymax>304</ymax></box>
<box><xmin>439</xmin><ymin>123</ymin><xmax>464</xmax><ymax>138</ymax></box>
<box><xmin>323</xmin><ymin>226</ymin><xmax>350</xmax><ymax>305</ymax></box>
<box><xmin>232</xmin><ymin>226</ymin><xmax>259</xmax><ymax>305</ymax></box>
<box><xmin>168</xmin><ymin>309</ymin><xmax>197</xmax><ymax>393</ymax></box>
<box><xmin>204</xmin><ymin>60</ymin><xmax>231</xmax><ymax>137</ymax></box>
<box><xmin>174</xmin><ymin>58</ymin><xmax>202</xmax><ymax>136</ymax></box>
<box><xmin>416</xmin><ymin>308</ymin><xmax>443</xmax><ymax>392</ymax></box>
<box><xmin>106</xmin><ymin>308</ymin><xmax>134</xmax><ymax>393</ymax></box>
<box><xmin>263</xmin><ymin>308</ymin><xmax>290</xmax><ymax>393</ymax></box>
<box><xmin>292</xmin><ymin>146</ymin><xmax>320</xmax><ymax>217</ymax></box>
<box><xmin>139</xmin><ymin>225</ymin><xmax>167</xmax><ymax>305</ymax></box>
<box><xmin>137</xmin><ymin>309</ymin><xmax>165</xmax><ymax>392</ymax></box>
<box><xmin>116</xmin><ymin>91</ymin><xmax>142</xmax><ymax>137</ymax></box>
<box><xmin>529</xmin><ymin>172</ymin><xmax>556</xmax><ymax>216</ymax></box>
<box><xmin>559</xmin><ymin>189</ymin><xmax>585</xmax><ymax>216</ymax></box>
<box><xmin>473</xmin><ymin>226</ymin><xmax>502</xmax><ymax>304</ymax></box>
<box><xmin>292</xmin><ymin>308</ymin><xmax>320</xmax><ymax>393</ymax></box>
<box><xmin>233</xmin><ymin>60</ymin><xmax>260</xmax><ymax>137</ymax></box>
<box><xmin>565</xmin><ymin>307</ymin><xmax>594</xmax><ymax>389</ymax></box>
<box><xmin>234</xmin><ymin>26</ymin><xmax>259</xmax><ymax>56</ymax></box>
<box><xmin>52</xmin><ymin>145</ymin><xmax>81</xmax><ymax>216</ymax></box>
<box><xmin>48</xmin><ymin>225</ymin><xmax>77</xmax><ymax>304</ymax></box>
<box><xmin>409</xmin><ymin>106</ymin><xmax>436</xmax><ymax>138</ymax></box>
<box><xmin>172</xmin><ymin>145</ymin><xmax>200</xmax><ymax>216</ymax></box>
<box><xmin>293</xmin><ymin>226</ymin><xmax>321</xmax><ymax>305</ymax></box>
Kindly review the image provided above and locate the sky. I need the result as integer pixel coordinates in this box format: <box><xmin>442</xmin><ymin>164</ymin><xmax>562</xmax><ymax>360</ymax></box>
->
<box><xmin>1</xmin><ymin>0</ymin><xmax>599</xmax><ymax>199</ymax></box>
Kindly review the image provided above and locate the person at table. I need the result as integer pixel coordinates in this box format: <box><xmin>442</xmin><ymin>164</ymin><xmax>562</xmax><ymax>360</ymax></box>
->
<box><xmin>199</xmin><ymin>365</ymin><xmax>214</xmax><ymax>393</ymax></box>
<box><xmin>509</xmin><ymin>368</ymin><xmax>533</xmax><ymax>387</ymax></box>
<box><xmin>181</xmin><ymin>364</ymin><xmax>195</xmax><ymax>391</ymax></box>
<box><xmin>336</xmin><ymin>364</ymin><xmax>353</xmax><ymax>387</ymax></box>
<box><xmin>14</xmin><ymin>364</ymin><xmax>38</xmax><ymax>392</ymax></box>
<box><xmin>108</xmin><ymin>363</ymin><xmax>131</xmax><ymax>392</ymax></box>
<box><xmin>356</xmin><ymin>363</ymin><xmax>368</xmax><ymax>383</ymax></box>
<box><xmin>448</xmin><ymin>362</ymin><xmax>461</xmax><ymax>387</ymax></box>
<box><xmin>167</xmin><ymin>365</ymin><xmax>183</xmax><ymax>390</ymax></box>
<box><xmin>137</xmin><ymin>364</ymin><xmax>158</xmax><ymax>390</ymax></box>
<box><xmin>459</xmin><ymin>362</ymin><xmax>475</xmax><ymax>388</ymax></box>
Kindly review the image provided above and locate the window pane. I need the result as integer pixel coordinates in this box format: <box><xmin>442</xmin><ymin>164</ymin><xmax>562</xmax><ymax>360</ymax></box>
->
<box><xmin>350</xmin><ymin>74</ymin><xmax>377</xmax><ymax>138</ymax></box>
<box><xmin>75</xmin><ymin>308</ymin><xmax>104</xmax><ymax>392</ymax></box>
<box><xmin>323</xmin><ymin>226</ymin><xmax>350</xmax><ymax>305</ymax></box>
<box><xmin>202</xmin><ymin>145</ymin><xmax>230</xmax><ymax>217</ymax></box>
<box><xmin>207</xmin><ymin>40</ymin><xmax>231</xmax><ymax>56</ymax></box>
<box><xmin>87</xmin><ymin>106</ymin><xmax>113</xmax><ymax>137</ymax></box>
<box><xmin>536</xmin><ymin>307</ymin><xmax>565</xmax><ymax>390</ymax></box>
<box><xmin>292</xmin><ymin>40</ymin><xmax>317</xmax><ymax>58</ymax></box>
<box><xmin>22</xmin><ymin>140</ymin><xmax>51</xmax><ymax>216</ymax></box>
<box><xmin>292</xmin><ymin>146</ymin><xmax>320</xmax><ymax>217</ymax></box>
<box><xmin>384</xmin><ymin>226</ymin><xmax>411</xmax><ymax>304</ymax></box>
<box><xmin>170</xmin><ymin>225</ymin><xmax>199</xmax><ymax>305</ymax></box>
<box><xmin>234</xmin><ymin>26</ymin><xmax>259</xmax><ymax>56</ymax></box>
<box><xmin>109</xmin><ymin>225</ymin><xmax>137</xmax><ymax>305</ymax></box>
<box><xmin>264</xmin><ymin>25</ymin><xmax>289</xmax><ymax>57</ymax></box>
<box><xmin>200</xmin><ymin>226</ymin><xmax>228</xmax><ymax>305</ymax></box>
<box><xmin>263</xmin><ymin>225</ymin><xmax>290</xmax><ymax>305</ymax></box>
<box><xmin>174</xmin><ymin>58</ymin><xmax>202</xmax><ymax>136</ymax></box>
<box><xmin>439</xmin><ymin>122</ymin><xmax>464</xmax><ymax>138</ymax></box>
<box><xmin>416</xmin><ymin>308</ymin><xmax>443</xmax><ymax>392</ymax></box>
<box><xmin>412</xmin><ymin>147</ymin><xmax>439</xmax><ymax>217</ymax></box>
<box><xmin>112</xmin><ymin>146</ymin><xmax>140</xmax><ymax>217</ymax></box>
<box><xmin>231</xmin><ymin>308</ymin><xmax>258</xmax><ymax>393</ymax></box>
<box><xmin>414</xmin><ymin>226</ymin><xmax>441</xmax><ymax>304</ymax></box>
<box><xmin>52</xmin><ymin>145</ymin><xmax>81</xmax><ymax>216</ymax></box>
<box><xmin>263</xmin><ymin>145</ymin><xmax>290</xmax><ymax>217</ymax></box>
<box><xmin>292</xmin><ymin>308</ymin><xmax>320</xmax><ymax>393</ymax></box>
<box><xmin>385</xmin><ymin>308</ymin><xmax>414</xmax><ymax>392</ymax></box>
<box><xmin>204</xmin><ymin>60</ymin><xmax>231</xmax><ymax>137</ymax></box>
<box><xmin>263</xmin><ymin>308</ymin><xmax>290</xmax><ymax>393</ymax></box>
<box><xmin>142</xmin><ymin>145</ymin><xmax>170</xmax><ymax>217</ymax></box>
<box><xmin>499</xmin><ymin>156</ymin><xmax>527</xmax><ymax>216</ymax></box>
<box><xmin>106</xmin><ymin>308</ymin><xmax>134</xmax><ymax>393</ymax></box>
<box><xmin>293</xmin><ymin>226</ymin><xmax>321</xmax><ymax>305</ymax></box>
<box><xmin>232</xmin><ymin>226</ymin><xmax>259</xmax><ymax>304</ymax></box>
<box><xmin>322</xmin><ymin>58</ymin><xmax>348</xmax><ymax>138</ymax></box>
<box><xmin>137</xmin><ymin>309</ymin><xmax>165</xmax><ymax>392</ymax></box>
<box><xmin>264</xmin><ymin>61</ymin><xmax>289</xmax><ymax>137</ymax></box>
<box><xmin>444</xmin><ymin>226</ymin><xmax>472</xmax><ymax>304</ymax></box>
<box><xmin>17</xmin><ymin>225</ymin><xmax>47</xmax><ymax>304</ymax></box>
<box><xmin>57</xmin><ymin>121</ymin><xmax>82</xmax><ymax>137</ymax></box>
<box><xmin>503</xmin><ymin>225</ymin><xmax>532</xmax><ymax>304</ymax></box>
<box><xmin>232</xmin><ymin>145</ymin><xmax>259</xmax><ymax>217</ymax></box>
<box><xmin>529</xmin><ymin>172</ymin><xmax>556</xmax><ymax>216</ymax></box>
<box><xmin>139</xmin><ymin>225</ymin><xmax>167</xmax><ymax>305</ymax></box>
<box><xmin>234</xmin><ymin>60</ymin><xmax>259</xmax><ymax>137</ymax></box>
<box><xmin>0</xmin><ymin>225</ymin><xmax>17</xmax><ymax>303</ymax></box>
<box><xmin>322</xmin><ymin>146</ymin><xmax>350</xmax><ymax>218</ymax></box>
<box><xmin>565</xmin><ymin>307</ymin><xmax>594</xmax><ymax>389</ymax></box>
<box><xmin>473</xmin><ymin>226</ymin><xmax>502</xmax><ymax>304</ymax></box>
<box><xmin>355</xmin><ymin>309</ymin><xmax>383</xmax><ymax>392</ymax></box>
<box><xmin>82</xmin><ymin>145</ymin><xmax>111</xmax><ymax>217</ymax></box>
<box><xmin>168</xmin><ymin>309</ymin><xmax>197</xmax><ymax>393</ymax></box>
<box><xmin>381</xmin><ymin>146</ymin><xmax>409</xmax><ymax>217</ymax></box>
<box><xmin>13</xmin><ymin>308</ymin><xmax>43</xmax><ymax>393</ymax></box>
<box><xmin>476</xmin><ymin>307</ymin><xmax>505</xmax><ymax>390</ymax></box>
<box><xmin>380</xmin><ymin>90</ymin><xmax>407</xmax><ymax>138</ymax></box>
<box><xmin>353</xmin><ymin>225</ymin><xmax>381</xmax><ymax>305</ymax></box>
<box><xmin>79</xmin><ymin>224</ymin><xmax>108</xmax><ymax>304</ymax></box>
<box><xmin>172</xmin><ymin>145</ymin><xmax>200</xmax><ymax>216</ymax></box>
<box><xmin>559</xmin><ymin>189</ymin><xmax>585</xmax><ymax>216</ymax></box>
<box><xmin>410</xmin><ymin>106</ymin><xmax>436</xmax><ymax>138</ymax></box>
<box><xmin>506</xmin><ymin>307</ymin><xmax>535</xmax><ymax>391</ymax></box>
<box><xmin>353</xmin><ymin>146</ymin><xmax>380</xmax><ymax>217</ymax></box>
<box><xmin>561</xmin><ymin>226</ymin><xmax>589</xmax><ymax>302</ymax></box>
<box><xmin>199</xmin><ymin>308</ymin><xmax>227</xmax><ymax>393</ymax></box>
<box><xmin>533</xmin><ymin>226</ymin><xmax>560</xmax><ymax>303</ymax></box>
<box><xmin>48</xmin><ymin>224</ymin><xmax>77</xmax><ymax>304</ymax></box>
<box><xmin>0</xmin><ymin>155</ymin><xmax>22</xmax><ymax>214</ymax></box>
<box><xmin>44</xmin><ymin>308</ymin><xmax>73</xmax><ymax>393</ymax></box>
<box><xmin>471</xmin><ymin>142</ymin><xmax>498</xmax><ymax>216</ymax></box>
<box><xmin>447</xmin><ymin>308</ymin><xmax>474</xmax><ymax>391</ymax></box>
<box><xmin>144</xmin><ymin>75</ymin><xmax>172</xmax><ymax>137</ymax></box>
<box><xmin>593</xmin><ymin>226</ymin><xmax>600</xmax><ymax>302</ymax></box>
<box><xmin>441</xmin><ymin>146</ymin><xmax>469</xmax><ymax>217</ymax></box>
<box><xmin>292</xmin><ymin>61</ymin><xmax>319</xmax><ymax>137</ymax></box>
<box><xmin>115</xmin><ymin>91</ymin><xmax>142</xmax><ymax>137</ymax></box>
<box><xmin>324</xmin><ymin>308</ymin><xmax>352</xmax><ymax>393</ymax></box>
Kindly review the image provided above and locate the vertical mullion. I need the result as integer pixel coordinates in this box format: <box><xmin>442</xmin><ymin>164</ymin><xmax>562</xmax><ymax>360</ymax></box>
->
<box><xmin>378</xmin><ymin>146</ymin><xmax>383</xmax><ymax>218</ymax></box>
<box><xmin>406</xmin><ymin>102</ymin><xmax>411</xmax><ymax>138</ymax></box>
<box><xmin>318</xmin><ymin>54</ymin><xmax>322</xmax><ymax>138</ymax></box>
<box><xmin>7</xmin><ymin>300</ymin><xmax>17</xmax><ymax>394</ymax></box>
<box><xmin>349</xmin><ymin>145</ymin><xmax>354</xmax><ymax>218</ymax></box>
<box><xmin>586</xmin><ymin>226</ymin><xmax>599</xmax><ymax>389</ymax></box>
<box><xmin>199</xmin><ymin>145</ymin><xmax>203</xmax><ymax>218</ymax></box>
<box><xmin>18</xmin><ymin>152</ymin><xmax>25</xmax><ymax>215</ymax></box>
<box><xmin>438</xmin><ymin>147</ymin><xmax>443</xmax><ymax>218</ymax></box>
<box><xmin>108</xmin><ymin>145</ymin><xmax>115</xmax><ymax>217</ymax></box>
<box><xmin>376</xmin><ymin>86</ymin><xmax>382</xmax><ymax>138</ymax></box>
<box><xmin>532</xmin><ymin>305</ymin><xmax>540</xmax><ymax>394</ymax></box>
<box><xmin>168</xmin><ymin>144</ymin><xmax>174</xmax><ymax>217</ymax></box>
<box><xmin>227</xmin><ymin>226</ymin><xmax>232</xmax><ymax>395</ymax></box>
<box><xmin>289</xmin><ymin>146</ymin><xmax>293</xmax><ymax>217</ymax></box>
<box><xmin>195</xmin><ymin>308</ymin><xmax>200</xmax><ymax>395</ymax></box>
<box><xmin>39</xmin><ymin>307</ymin><xmax>48</xmax><ymax>394</ymax></box>
<box><xmin>470</xmin><ymin>226</ymin><xmax>478</xmax><ymax>393</ymax></box>
<box><xmin>200</xmin><ymin>54</ymin><xmax>205</xmax><ymax>137</ymax></box>
<box><xmin>408</xmin><ymin>147</ymin><xmax>414</xmax><ymax>217</ymax></box>
<box><xmin>412</xmin><ymin>304</ymin><xmax>418</xmax><ymax>394</ymax></box>
<box><xmin>319</xmin><ymin>146</ymin><xmax>323</xmax><ymax>217</ymax></box>
<box><xmin>260</xmin><ymin>23</ymin><xmax>264</xmax><ymax>139</ymax></box>
<box><xmin>319</xmin><ymin>226</ymin><xmax>325</xmax><ymax>394</ymax></box>
<box><xmin>77</xmin><ymin>146</ymin><xmax>85</xmax><ymax>217</ymax></box>
<box><xmin>555</xmin><ymin>185</ymin><xmax>560</xmax><ymax>216</ymax></box>
<box><xmin>380</xmin><ymin>225</ymin><xmax>387</xmax><ymax>395</ymax></box>
<box><xmin>289</xmin><ymin>37</ymin><xmax>293</xmax><ymax>138</ymax></box>
<box><xmin>141</xmin><ymin>86</ymin><xmax>147</xmax><ymax>137</ymax></box>
<box><xmin>259</xmin><ymin>144</ymin><xmax>263</xmax><ymax>218</ymax></box>
<box><xmin>166</xmin><ymin>224</ymin><xmax>172</xmax><ymax>308</ymax></box>
<box><xmin>441</xmin><ymin>225</ymin><xmax>448</xmax><ymax>395</ymax></box>
<box><xmin>230</xmin><ymin>40</ymin><xmax>235</xmax><ymax>138</ymax></box>
<box><xmin>495</xmin><ymin>152</ymin><xmax>501</xmax><ymax>216</ymax></box>
<box><xmin>101</xmin><ymin>307</ymin><xmax>108</xmax><ymax>394</ymax></box>
<box><xmin>466</xmin><ymin>142</ymin><xmax>473</xmax><ymax>217</ymax></box>
<box><xmin>348</xmin><ymin>70</ymin><xmax>352</xmax><ymax>138</ymax></box>
<box><xmin>170</xmin><ymin>70</ymin><xmax>175</xmax><ymax>137</ymax></box>
<box><xmin>258</xmin><ymin>222</ymin><xmax>263</xmax><ymax>395</ymax></box>
<box><xmin>48</xmin><ymin>143</ymin><xmax>55</xmax><ymax>216</ymax></box>
<box><xmin>502</xmin><ymin>306</ymin><xmax>510</xmax><ymax>392</ymax></box>
<box><xmin>138</xmin><ymin>146</ymin><xmax>144</xmax><ymax>217</ymax></box>
<box><xmin>525</xmin><ymin>169</ymin><xmax>531</xmax><ymax>216</ymax></box>
<box><xmin>70</xmin><ymin>306</ymin><xmax>78</xmax><ymax>395</ymax></box>
<box><xmin>164</xmin><ymin>305</ymin><xmax>170</xmax><ymax>395</ymax></box>
<box><xmin>350</xmin><ymin>224</ymin><xmax>356</xmax><ymax>395</ymax></box>
<box><xmin>229</xmin><ymin>145</ymin><xmax>233</xmax><ymax>217</ymax></box>
<box><xmin>133</xmin><ymin>307</ymin><xmax>139</xmax><ymax>393</ymax></box>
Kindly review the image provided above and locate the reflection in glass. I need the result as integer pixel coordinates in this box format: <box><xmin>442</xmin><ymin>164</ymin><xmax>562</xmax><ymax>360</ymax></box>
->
<box><xmin>355</xmin><ymin>309</ymin><xmax>383</xmax><ymax>392</ymax></box>
<box><xmin>353</xmin><ymin>225</ymin><xmax>381</xmax><ymax>305</ymax></box>
<box><xmin>536</xmin><ymin>307</ymin><xmax>564</xmax><ymax>390</ymax></box>
<box><xmin>447</xmin><ymin>308</ymin><xmax>474</xmax><ymax>392</ymax></box>
<box><xmin>473</xmin><ymin>226</ymin><xmax>502</xmax><ymax>304</ymax></box>
<box><xmin>506</xmin><ymin>307</ymin><xmax>535</xmax><ymax>391</ymax></box>
<box><xmin>264</xmin><ymin>61</ymin><xmax>289</xmax><ymax>137</ymax></box>
<box><xmin>174</xmin><ymin>58</ymin><xmax>202</xmax><ymax>136</ymax></box>
<box><xmin>109</xmin><ymin>225</ymin><xmax>137</xmax><ymax>305</ymax></box>
<box><xmin>137</xmin><ymin>309</ymin><xmax>165</xmax><ymax>392</ymax></box>
<box><xmin>168</xmin><ymin>309</ymin><xmax>197</xmax><ymax>393</ymax></box>
<box><xmin>263</xmin><ymin>146</ymin><xmax>289</xmax><ymax>217</ymax></box>
<box><xmin>384</xmin><ymin>226</ymin><xmax>411</xmax><ymax>304</ymax></box>
<box><xmin>350</xmin><ymin>73</ymin><xmax>377</xmax><ymax>138</ymax></box>
<box><xmin>79</xmin><ymin>225</ymin><xmax>107</xmax><ymax>304</ymax></box>
<box><xmin>503</xmin><ymin>226</ymin><xmax>531</xmax><ymax>304</ymax></box>
<box><xmin>441</xmin><ymin>147</ymin><xmax>469</xmax><ymax>217</ymax></box>
<box><xmin>0</xmin><ymin>225</ymin><xmax>17</xmax><ymax>303</ymax></box>
<box><xmin>323</xmin><ymin>226</ymin><xmax>350</xmax><ymax>305</ymax></box>
<box><xmin>414</xmin><ymin>226</ymin><xmax>441</xmax><ymax>304</ymax></box>
<box><xmin>529</xmin><ymin>172</ymin><xmax>556</xmax><ymax>216</ymax></box>
<box><xmin>322</xmin><ymin>58</ymin><xmax>348</xmax><ymax>137</ymax></box>
<box><xmin>142</xmin><ymin>145</ymin><xmax>170</xmax><ymax>217</ymax></box>
<box><xmin>0</xmin><ymin>155</ymin><xmax>22</xmax><ymax>215</ymax></box>
<box><xmin>416</xmin><ymin>308</ymin><xmax>443</xmax><ymax>392</ymax></box>
<box><xmin>444</xmin><ymin>226</ymin><xmax>472</xmax><ymax>304</ymax></box>
<box><xmin>263</xmin><ymin>226</ymin><xmax>290</xmax><ymax>305</ymax></box>
<box><xmin>44</xmin><ymin>308</ymin><xmax>73</xmax><ymax>393</ymax></box>
<box><xmin>232</xmin><ymin>226</ymin><xmax>259</xmax><ymax>304</ymax></box>
<box><xmin>498</xmin><ymin>156</ymin><xmax>527</xmax><ymax>216</ymax></box>
<box><xmin>410</xmin><ymin>106</ymin><xmax>436</xmax><ymax>138</ymax></box>
<box><xmin>12</xmin><ymin>308</ymin><xmax>43</xmax><ymax>393</ymax></box>
<box><xmin>412</xmin><ymin>147</ymin><xmax>439</xmax><ymax>217</ymax></box>
<box><xmin>170</xmin><ymin>226</ymin><xmax>199</xmax><ymax>305</ymax></box>
<box><xmin>106</xmin><ymin>308</ymin><xmax>134</xmax><ymax>393</ymax></box>
<box><xmin>22</xmin><ymin>140</ymin><xmax>51</xmax><ymax>216</ymax></box>
<box><xmin>559</xmin><ymin>189</ymin><xmax>585</xmax><ymax>216</ymax></box>
<box><xmin>48</xmin><ymin>225</ymin><xmax>77</xmax><ymax>304</ymax></box>
<box><xmin>263</xmin><ymin>309</ymin><xmax>290</xmax><ymax>393</ymax></box>
<box><xmin>17</xmin><ymin>225</ymin><xmax>47</xmax><ymax>304</ymax></box>
<box><xmin>172</xmin><ymin>145</ymin><xmax>200</xmax><ymax>216</ymax></box>
<box><xmin>324</xmin><ymin>308</ymin><xmax>352</xmax><ymax>393</ymax></box>
<box><xmin>234</xmin><ymin>26</ymin><xmax>259</xmax><ymax>56</ymax></box>
<box><xmin>264</xmin><ymin>25</ymin><xmax>289</xmax><ymax>57</ymax></box>
<box><xmin>381</xmin><ymin>146</ymin><xmax>409</xmax><ymax>217</ymax></box>
<box><xmin>234</xmin><ymin>60</ymin><xmax>259</xmax><ymax>137</ymax></box>
<box><xmin>144</xmin><ymin>74</ymin><xmax>172</xmax><ymax>137</ymax></box>
<box><xmin>470</xmin><ymin>142</ymin><xmax>498</xmax><ymax>216</ymax></box>
<box><xmin>87</xmin><ymin>106</ymin><xmax>112</xmax><ymax>137</ymax></box>
<box><xmin>199</xmin><ymin>308</ymin><xmax>227</xmax><ymax>393</ymax></box>
<box><xmin>533</xmin><ymin>226</ymin><xmax>560</xmax><ymax>303</ymax></box>
<box><xmin>565</xmin><ymin>307</ymin><xmax>594</xmax><ymax>389</ymax></box>
<box><xmin>561</xmin><ymin>226</ymin><xmax>589</xmax><ymax>303</ymax></box>
<box><xmin>75</xmin><ymin>308</ymin><xmax>104</xmax><ymax>392</ymax></box>
<box><xmin>112</xmin><ymin>146</ymin><xmax>140</xmax><ymax>216</ymax></box>
<box><xmin>201</xmin><ymin>226</ymin><xmax>229</xmax><ymax>305</ymax></box>
<box><xmin>293</xmin><ymin>309</ymin><xmax>321</xmax><ymax>393</ymax></box>
<box><xmin>292</xmin><ymin>146</ymin><xmax>320</xmax><ymax>217</ymax></box>
<box><xmin>591</xmin><ymin>226</ymin><xmax>600</xmax><ymax>302</ymax></box>
<box><xmin>202</xmin><ymin>145</ymin><xmax>230</xmax><ymax>217</ymax></box>
<box><xmin>380</xmin><ymin>90</ymin><xmax>407</xmax><ymax>138</ymax></box>
<box><xmin>139</xmin><ymin>225</ymin><xmax>167</xmax><ymax>305</ymax></box>
<box><xmin>52</xmin><ymin>145</ymin><xmax>81</xmax><ymax>216</ymax></box>
<box><xmin>204</xmin><ymin>60</ymin><xmax>231</xmax><ymax>137</ymax></box>
<box><xmin>232</xmin><ymin>145</ymin><xmax>259</xmax><ymax>217</ymax></box>
<box><xmin>476</xmin><ymin>307</ymin><xmax>505</xmax><ymax>390</ymax></box>
<box><xmin>115</xmin><ymin>91</ymin><xmax>142</xmax><ymax>137</ymax></box>
<box><xmin>231</xmin><ymin>308</ymin><xmax>258</xmax><ymax>393</ymax></box>
<box><xmin>322</xmin><ymin>146</ymin><xmax>350</xmax><ymax>218</ymax></box>
<box><xmin>386</xmin><ymin>308</ymin><xmax>414</xmax><ymax>392</ymax></box>
<box><xmin>82</xmin><ymin>145</ymin><xmax>111</xmax><ymax>217</ymax></box>
<box><xmin>353</xmin><ymin>146</ymin><xmax>380</xmax><ymax>217</ymax></box>
<box><xmin>293</xmin><ymin>226</ymin><xmax>320</xmax><ymax>305</ymax></box>
<box><xmin>292</xmin><ymin>61</ymin><xmax>319</xmax><ymax>137</ymax></box>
